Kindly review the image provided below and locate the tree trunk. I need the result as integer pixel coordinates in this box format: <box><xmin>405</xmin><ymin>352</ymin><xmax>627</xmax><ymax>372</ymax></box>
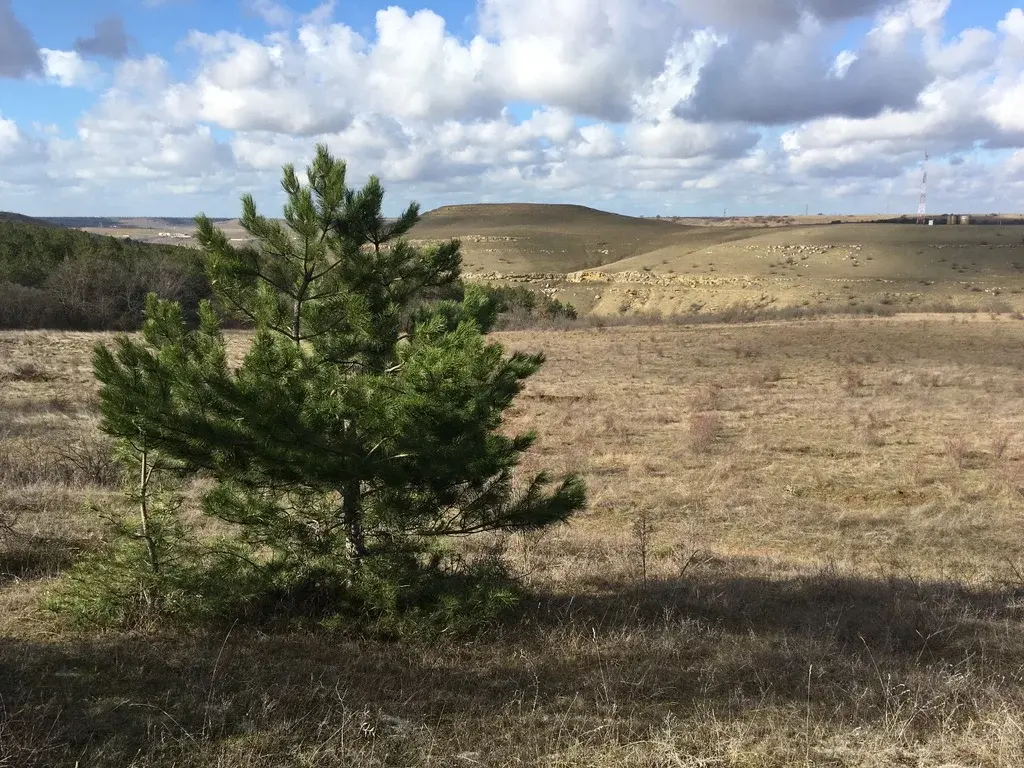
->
<box><xmin>343</xmin><ymin>479</ymin><xmax>366</xmax><ymax>561</ymax></box>
<box><xmin>292</xmin><ymin>295</ymin><xmax>303</xmax><ymax>344</ymax></box>
<box><xmin>139</xmin><ymin>443</ymin><xmax>160</xmax><ymax>576</ymax></box>
<box><xmin>292</xmin><ymin>269</ymin><xmax>313</xmax><ymax>345</ymax></box>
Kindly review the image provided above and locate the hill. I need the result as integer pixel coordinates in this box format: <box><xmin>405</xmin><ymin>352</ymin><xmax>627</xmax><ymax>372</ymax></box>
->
<box><xmin>14</xmin><ymin>203</ymin><xmax>1024</xmax><ymax>320</ymax></box>
<box><xmin>557</xmin><ymin>222</ymin><xmax>1024</xmax><ymax>316</ymax></box>
<box><xmin>409</xmin><ymin>203</ymin><xmax>718</xmax><ymax>274</ymax></box>
<box><xmin>600</xmin><ymin>223</ymin><xmax>1024</xmax><ymax>280</ymax></box>
<box><xmin>46</xmin><ymin>216</ymin><xmax>233</xmax><ymax>229</ymax></box>
<box><xmin>0</xmin><ymin>211</ymin><xmax>63</xmax><ymax>228</ymax></box>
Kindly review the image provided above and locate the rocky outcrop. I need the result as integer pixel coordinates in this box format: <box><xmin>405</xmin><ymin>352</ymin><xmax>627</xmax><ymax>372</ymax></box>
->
<box><xmin>565</xmin><ymin>269</ymin><xmax>762</xmax><ymax>288</ymax></box>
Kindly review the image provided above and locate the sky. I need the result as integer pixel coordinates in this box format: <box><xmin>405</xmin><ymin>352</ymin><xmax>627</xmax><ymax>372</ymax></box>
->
<box><xmin>1</xmin><ymin>0</ymin><xmax>1024</xmax><ymax>218</ymax></box>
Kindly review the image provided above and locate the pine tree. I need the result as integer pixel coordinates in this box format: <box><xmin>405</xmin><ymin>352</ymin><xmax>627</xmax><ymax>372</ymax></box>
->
<box><xmin>90</xmin><ymin>144</ymin><xmax>585</xmax><ymax>615</ymax></box>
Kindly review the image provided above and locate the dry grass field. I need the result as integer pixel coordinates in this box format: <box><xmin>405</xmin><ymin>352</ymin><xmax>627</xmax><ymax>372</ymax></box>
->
<box><xmin>5</xmin><ymin>314</ymin><xmax>1024</xmax><ymax>766</ymax></box>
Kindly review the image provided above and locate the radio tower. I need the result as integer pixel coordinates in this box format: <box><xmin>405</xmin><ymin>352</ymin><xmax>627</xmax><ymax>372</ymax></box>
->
<box><xmin>916</xmin><ymin>151</ymin><xmax>929</xmax><ymax>224</ymax></box>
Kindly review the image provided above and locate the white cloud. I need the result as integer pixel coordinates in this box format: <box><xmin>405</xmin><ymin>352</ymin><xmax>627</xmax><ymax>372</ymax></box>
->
<box><xmin>677</xmin><ymin>13</ymin><xmax>933</xmax><ymax>124</ymax></box>
<box><xmin>627</xmin><ymin>119</ymin><xmax>758</xmax><ymax>160</ymax></box>
<box><xmin>40</xmin><ymin>50</ymin><xmax>103</xmax><ymax>88</ymax></box>
<box><xmin>1007</xmin><ymin>148</ymin><xmax>1024</xmax><ymax>177</ymax></box>
<box><xmin>366</xmin><ymin>8</ymin><xmax>496</xmax><ymax>120</ymax></box>
<box><xmin>246</xmin><ymin>0</ymin><xmax>293</xmax><ymax>28</ymax></box>
<box><xmin>987</xmin><ymin>81</ymin><xmax>1024</xmax><ymax>134</ymax></box>
<box><xmin>0</xmin><ymin>113</ymin><xmax>49</xmax><ymax>186</ymax></box>
<box><xmin>774</xmin><ymin>4</ymin><xmax>1024</xmax><ymax>186</ymax></box>
<box><xmin>4</xmin><ymin>0</ymin><xmax>1024</xmax><ymax>216</ymax></box>
<box><xmin>572</xmin><ymin>124</ymin><xmax>623</xmax><ymax>159</ymax></box>
<box><xmin>680</xmin><ymin>0</ymin><xmax>891</xmax><ymax>32</ymax></box>
<box><xmin>928</xmin><ymin>27</ymin><xmax>997</xmax><ymax>78</ymax></box>
<box><xmin>0</xmin><ymin>116</ymin><xmax>22</xmax><ymax>155</ymax></box>
<box><xmin>632</xmin><ymin>30</ymin><xmax>723</xmax><ymax>121</ymax></box>
<box><xmin>300</xmin><ymin>1</ymin><xmax>336</xmax><ymax>26</ymax></box>
<box><xmin>30</xmin><ymin>55</ymin><xmax>237</xmax><ymax>202</ymax></box>
<box><xmin>832</xmin><ymin>50</ymin><xmax>858</xmax><ymax>78</ymax></box>
<box><xmin>1001</xmin><ymin>9</ymin><xmax>1024</xmax><ymax>42</ymax></box>
<box><xmin>478</xmin><ymin>0</ymin><xmax>685</xmax><ymax>120</ymax></box>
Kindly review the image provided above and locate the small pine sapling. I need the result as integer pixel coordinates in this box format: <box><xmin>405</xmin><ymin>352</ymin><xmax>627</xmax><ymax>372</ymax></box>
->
<box><xmin>84</xmin><ymin>144</ymin><xmax>586</xmax><ymax>627</ymax></box>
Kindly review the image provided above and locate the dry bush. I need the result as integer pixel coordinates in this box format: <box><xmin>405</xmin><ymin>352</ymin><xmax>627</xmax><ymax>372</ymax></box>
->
<box><xmin>0</xmin><ymin>437</ymin><xmax>59</xmax><ymax>487</ymax></box>
<box><xmin>600</xmin><ymin>411</ymin><xmax>627</xmax><ymax>437</ymax></box>
<box><xmin>0</xmin><ymin>483</ymin><xmax>91</xmax><ymax>583</ymax></box>
<box><xmin>0</xmin><ymin>427</ymin><xmax>118</xmax><ymax>490</ymax></box>
<box><xmin>840</xmin><ymin>367</ymin><xmax>865</xmax><ymax>395</ymax></box>
<box><xmin>751</xmin><ymin>364</ymin><xmax>783</xmax><ymax>388</ymax></box>
<box><xmin>990</xmin><ymin>432</ymin><xmax>1014</xmax><ymax>460</ymax></box>
<box><xmin>53</xmin><ymin>432</ymin><xmax>121</xmax><ymax>489</ymax></box>
<box><xmin>497</xmin><ymin>300</ymin><xmax>994</xmax><ymax>333</ymax></box>
<box><xmin>0</xmin><ymin>493</ymin><xmax>18</xmax><ymax>548</ymax></box>
<box><xmin>0</xmin><ymin>532</ymin><xmax>87</xmax><ymax>582</ymax></box>
<box><xmin>862</xmin><ymin>411</ymin><xmax>888</xmax><ymax>448</ymax></box>
<box><xmin>690</xmin><ymin>383</ymin><xmax>723</xmax><ymax>412</ymax></box>
<box><xmin>689</xmin><ymin>412</ymin><xmax>722</xmax><ymax>453</ymax></box>
<box><xmin>945</xmin><ymin>435</ymin><xmax>971</xmax><ymax>470</ymax></box>
<box><xmin>730</xmin><ymin>342</ymin><xmax>762</xmax><ymax>359</ymax></box>
<box><xmin>516</xmin><ymin>528</ymin><xmax>551</xmax><ymax>578</ymax></box>
<box><xmin>0</xmin><ymin>361</ymin><xmax>55</xmax><ymax>383</ymax></box>
<box><xmin>45</xmin><ymin>251</ymin><xmax>209</xmax><ymax>330</ymax></box>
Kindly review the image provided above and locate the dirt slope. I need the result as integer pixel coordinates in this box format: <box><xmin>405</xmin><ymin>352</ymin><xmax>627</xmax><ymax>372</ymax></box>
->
<box><xmin>599</xmin><ymin>223</ymin><xmax>1024</xmax><ymax>281</ymax></box>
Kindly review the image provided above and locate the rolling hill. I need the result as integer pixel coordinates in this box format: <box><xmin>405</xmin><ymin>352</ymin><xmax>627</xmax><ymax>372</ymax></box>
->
<box><xmin>12</xmin><ymin>202</ymin><xmax>1024</xmax><ymax>318</ymax></box>
<box><xmin>0</xmin><ymin>212</ymin><xmax>63</xmax><ymax>228</ymax></box>
<box><xmin>408</xmin><ymin>203</ymin><xmax>721</xmax><ymax>274</ymax></box>
<box><xmin>600</xmin><ymin>223</ymin><xmax>1024</xmax><ymax>281</ymax></box>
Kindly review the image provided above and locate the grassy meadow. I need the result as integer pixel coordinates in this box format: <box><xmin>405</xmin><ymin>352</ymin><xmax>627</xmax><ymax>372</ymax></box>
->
<box><xmin>4</xmin><ymin>313</ymin><xmax>1024</xmax><ymax>765</ymax></box>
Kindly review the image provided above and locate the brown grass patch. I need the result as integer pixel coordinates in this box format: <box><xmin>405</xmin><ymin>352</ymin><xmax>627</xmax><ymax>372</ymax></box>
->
<box><xmin>4</xmin><ymin>319</ymin><xmax>1024</xmax><ymax>765</ymax></box>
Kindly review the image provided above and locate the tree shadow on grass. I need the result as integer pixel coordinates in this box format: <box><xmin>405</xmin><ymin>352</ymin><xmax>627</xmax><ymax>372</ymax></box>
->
<box><xmin>530</xmin><ymin>566</ymin><xmax>1024</xmax><ymax>659</ymax></box>
<box><xmin>3</xmin><ymin>567</ymin><xmax>1024</xmax><ymax>766</ymax></box>
<box><xmin>0</xmin><ymin>535</ymin><xmax>88</xmax><ymax>584</ymax></box>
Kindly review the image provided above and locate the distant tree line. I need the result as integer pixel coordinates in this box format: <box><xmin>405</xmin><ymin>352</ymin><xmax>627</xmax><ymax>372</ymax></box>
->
<box><xmin>0</xmin><ymin>222</ymin><xmax>210</xmax><ymax>330</ymax></box>
<box><xmin>39</xmin><ymin>216</ymin><xmax>234</xmax><ymax>228</ymax></box>
<box><xmin>0</xmin><ymin>219</ymin><xmax>575</xmax><ymax>331</ymax></box>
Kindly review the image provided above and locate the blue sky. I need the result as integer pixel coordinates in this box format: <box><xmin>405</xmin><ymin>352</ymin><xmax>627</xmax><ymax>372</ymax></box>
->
<box><xmin>1</xmin><ymin>0</ymin><xmax>1023</xmax><ymax>217</ymax></box>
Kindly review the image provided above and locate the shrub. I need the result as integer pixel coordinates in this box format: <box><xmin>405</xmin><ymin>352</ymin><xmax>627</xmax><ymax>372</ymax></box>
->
<box><xmin>53</xmin><ymin>432</ymin><xmax>122</xmax><ymax>488</ymax></box>
<box><xmin>689</xmin><ymin>413</ymin><xmax>722</xmax><ymax>453</ymax></box>
<box><xmin>343</xmin><ymin>549</ymin><xmax>523</xmax><ymax>638</ymax></box>
<box><xmin>841</xmin><ymin>368</ymin><xmax>865</xmax><ymax>395</ymax></box>
<box><xmin>751</xmin><ymin>364</ymin><xmax>783</xmax><ymax>387</ymax></box>
<box><xmin>691</xmin><ymin>383</ymin><xmax>723</xmax><ymax>412</ymax></box>
<box><xmin>46</xmin><ymin>438</ymin><xmax>207</xmax><ymax>628</ymax></box>
<box><xmin>46</xmin><ymin>249</ymin><xmax>209</xmax><ymax>330</ymax></box>
<box><xmin>946</xmin><ymin>435</ymin><xmax>971</xmax><ymax>470</ymax></box>
<box><xmin>0</xmin><ymin>282</ymin><xmax>62</xmax><ymax>329</ymax></box>
<box><xmin>466</xmin><ymin>284</ymin><xmax>577</xmax><ymax>329</ymax></box>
